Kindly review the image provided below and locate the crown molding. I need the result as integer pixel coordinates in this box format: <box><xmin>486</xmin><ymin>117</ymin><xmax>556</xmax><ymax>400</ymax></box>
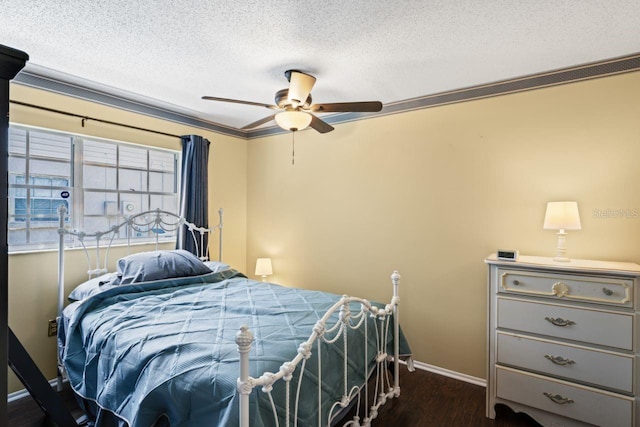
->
<box><xmin>12</xmin><ymin>53</ymin><xmax>640</xmax><ymax>140</ymax></box>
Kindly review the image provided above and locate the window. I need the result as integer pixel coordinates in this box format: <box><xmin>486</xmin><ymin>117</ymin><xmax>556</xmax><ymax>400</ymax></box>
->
<box><xmin>8</xmin><ymin>125</ymin><xmax>180</xmax><ymax>251</ymax></box>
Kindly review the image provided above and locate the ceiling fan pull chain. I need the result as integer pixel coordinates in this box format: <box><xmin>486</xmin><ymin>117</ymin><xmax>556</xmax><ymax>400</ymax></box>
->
<box><xmin>291</xmin><ymin>131</ymin><xmax>295</xmax><ymax>166</ymax></box>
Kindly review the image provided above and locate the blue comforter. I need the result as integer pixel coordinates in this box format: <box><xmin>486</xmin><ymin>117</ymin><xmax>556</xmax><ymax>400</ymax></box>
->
<box><xmin>61</xmin><ymin>270</ymin><xmax>410</xmax><ymax>426</ymax></box>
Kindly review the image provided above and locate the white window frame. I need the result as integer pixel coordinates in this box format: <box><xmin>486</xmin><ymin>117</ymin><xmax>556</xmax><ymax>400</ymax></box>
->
<box><xmin>8</xmin><ymin>124</ymin><xmax>181</xmax><ymax>253</ymax></box>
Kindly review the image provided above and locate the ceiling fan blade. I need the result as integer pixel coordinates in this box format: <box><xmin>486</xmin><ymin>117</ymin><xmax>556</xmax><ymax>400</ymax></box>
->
<box><xmin>202</xmin><ymin>96</ymin><xmax>278</xmax><ymax>110</ymax></box>
<box><xmin>241</xmin><ymin>114</ymin><xmax>277</xmax><ymax>130</ymax></box>
<box><xmin>309</xmin><ymin>114</ymin><xmax>334</xmax><ymax>134</ymax></box>
<box><xmin>310</xmin><ymin>101</ymin><xmax>383</xmax><ymax>113</ymax></box>
<box><xmin>286</xmin><ymin>70</ymin><xmax>316</xmax><ymax>106</ymax></box>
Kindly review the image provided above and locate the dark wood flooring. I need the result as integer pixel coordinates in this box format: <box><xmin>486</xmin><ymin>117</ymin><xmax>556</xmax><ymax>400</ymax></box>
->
<box><xmin>7</xmin><ymin>382</ymin><xmax>85</xmax><ymax>427</ymax></box>
<box><xmin>371</xmin><ymin>368</ymin><xmax>541</xmax><ymax>426</ymax></box>
<box><xmin>7</xmin><ymin>368</ymin><xmax>541</xmax><ymax>426</ymax></box>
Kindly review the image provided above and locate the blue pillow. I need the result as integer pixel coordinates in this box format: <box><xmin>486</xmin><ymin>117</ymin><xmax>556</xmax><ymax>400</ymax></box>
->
<box><xmin>116</xmin><ymin>249</ymin><xmax>212</xmax><ymax>285</ymax></box>
<box><xmin>203</xmin><ymin>260</ymin><xmax>231</xmax><ymax>273</ymax></box>
<box><xmin>68</xmin><ymin>273</ymin><xmax>118</xmax><ymax>301</ymax></box>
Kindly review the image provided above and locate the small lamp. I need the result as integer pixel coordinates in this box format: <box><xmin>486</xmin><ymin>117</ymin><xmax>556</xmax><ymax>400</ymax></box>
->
<box><xmin>255</xmin><ymin>258</ymin><xmax>273</xmax><ymax>281</ymax></box>
<box><xmin>543</xmin><ymin>201</ymin><xmax>581</xmax><ymax>262</ymax></box>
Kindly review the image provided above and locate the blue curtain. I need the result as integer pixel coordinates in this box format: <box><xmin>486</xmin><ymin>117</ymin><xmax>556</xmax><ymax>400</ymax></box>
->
<box><xmin>177</xmin><ymin>135</ymin><xmax>210</xmax><ymax>255</ymax></box>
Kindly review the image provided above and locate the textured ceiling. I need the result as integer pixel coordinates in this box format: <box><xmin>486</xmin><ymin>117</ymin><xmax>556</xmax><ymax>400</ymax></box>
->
<box><xmin>2</xmin><ymin>0</ymin><xmax>640</xmax><ymax>132</ymax></box>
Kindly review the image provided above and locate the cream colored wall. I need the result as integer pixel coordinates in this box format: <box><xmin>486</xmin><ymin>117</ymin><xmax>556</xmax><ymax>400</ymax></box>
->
<box><xmin>246</xmin><ymin>71</ymin><xmax>640</xmax><ymax>380</ymax></box>
<box><xmin>7</xmin><ymin>84</ymin><xmax>247</xmax><ymax>393</ymax></box>
<box><xmin>8</xmin><ymin>71</ymin><xmax>640</xmax><ymax>394</ymax></box>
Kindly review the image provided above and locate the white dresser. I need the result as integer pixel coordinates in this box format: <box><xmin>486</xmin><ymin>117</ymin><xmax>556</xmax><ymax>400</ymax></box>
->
<box><xmin>486</xmin><ymin>254</ymin><xmax>640</xmax><ymax>427</ymax></box>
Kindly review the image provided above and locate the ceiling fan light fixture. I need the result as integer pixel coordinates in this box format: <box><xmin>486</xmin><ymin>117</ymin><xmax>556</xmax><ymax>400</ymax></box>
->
<box><xmin>275</xmin><ymin>111</ymin><xmax>312</xmax><ymax>131</ymax></box>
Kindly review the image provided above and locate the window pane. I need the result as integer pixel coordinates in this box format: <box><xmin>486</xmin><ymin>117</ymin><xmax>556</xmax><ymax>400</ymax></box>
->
<box><xmin>149</xmin><ymin>150</ymin><xmax>175</xmax><ymax>172</ymax></box>
<box><xmin>121</xmin><ymin>194</ymin><xmax>148</xmax><ymax>215</ymax></box>
<box><xmin>29</xmin><ymin>224</ymin><xmax>59</xmax><ymax>243</ymax></box>
<box><xmin>32</xmin><ymin>187</ymin><xmax>55</xmax><ymax>198</ymax></box>
<box><xmin>8</xmin><ymin>184</ymin><xmax>26</xmax><ymax>199</ymax></box>
<box><xmin>13</xmin><ymin>197</ymin><xmax>27</xmax><ymax>216</ymax></box>
<box><xmin>84</xmin><ymin>165</ymin><xmax>117</xmax><ymax>190</ymax></box>
<box><xmin>119</xmin><ymin>169</ymin><xmax>148</xmax><ymax>191</ymax></box>
<box><xmin>8</xmin><ymin>157</ymin><xmax>26</xmax><ymax>175</ymax></box>
<box><xmin>149</xmin><ymin>172</ymin><xmax>174</xmax><ymax>193</ymax></box>
<box><xmin>84</xmin><ymin>191</ymin><xmax>117</xmax><ymax>216</ymax></box>
<box><xmin>84</xmin><ymin>140</ymin><xmax>117</xmax><ymax>166</ymax></box>
<box><xmin>7</xmin><ymin>218</ymin><xmax>27</xmax><ymax>245</ymax></box>
<box><xmin>8</xmin><ymin>128</ymin><xmax>26</xmax><ymax>155</ymax></box>
<box><xmin>150</xmin><ymin>194</ymin><xmax>178</xmax><ymax>211</ymax></box>
<box><xmin>31</xmin><ymin>199</ymin><xmax>68</xmax><ymax>221</ymax></box>
<box><xmin>119</xmin><ymin>145</ymin><xmax>147</xmax><ymax>169</ymax></box>
<box><xmin>52</xmin><ymin>177</ymin><xmax>69</xmax><ymax>187</ymax></box>
<box><xmin>82</xmin><ymin>217</ymin><xmax>111</xmax><ymax>235</ymax></box>
<box><xmin>29</xmin><ymin>131</ymin><xmax>71</xmax><ymax>160</ymax></box>
<box><xmin>29</xmin><ymin>159</ymin><xmax>71</xmax><ymax>178</ymax></box>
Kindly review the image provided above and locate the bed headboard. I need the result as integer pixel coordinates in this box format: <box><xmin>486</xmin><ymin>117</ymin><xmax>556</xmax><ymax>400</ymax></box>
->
<box><xmin>56</xmin><ymin>205</ymin><xmax>224</xmax><ymax>319</ymax></box>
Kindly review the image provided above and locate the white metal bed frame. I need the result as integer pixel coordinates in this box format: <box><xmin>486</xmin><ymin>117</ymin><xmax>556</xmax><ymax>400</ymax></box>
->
<box><xmin>236</xmin><ymin>271</ymin><xmax>408</xmax><ymax>427</ymax></box>
<box><xmin>56</xmin><ymin>206</ymin><xmax>409</xmax><ymax>426</ymax></box>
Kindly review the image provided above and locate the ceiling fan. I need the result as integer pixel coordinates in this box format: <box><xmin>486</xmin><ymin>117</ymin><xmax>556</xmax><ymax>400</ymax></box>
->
<box><xmin>202</xmin><ymin>70</ymin><xmax>383</xmax><ymax>133</ymax></box>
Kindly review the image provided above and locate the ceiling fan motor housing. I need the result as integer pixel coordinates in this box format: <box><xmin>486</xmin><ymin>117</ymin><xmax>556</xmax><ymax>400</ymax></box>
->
<box><xmin>275</xmin><ymin>88</ymin><xmax>312</xmax><ymax>110</ymax></box>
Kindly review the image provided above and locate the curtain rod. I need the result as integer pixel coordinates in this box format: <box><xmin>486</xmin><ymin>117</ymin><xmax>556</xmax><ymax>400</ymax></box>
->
<box><xmin>9</xmin><ymin>100</ymin><xmax>182</xmax><ymax>139</ymax></box>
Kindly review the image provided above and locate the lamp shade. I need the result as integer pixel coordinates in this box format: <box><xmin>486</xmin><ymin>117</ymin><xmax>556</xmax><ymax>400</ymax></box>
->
<box><xmin>543</xmin><ymin>201</ymin><xmax>582</xmax><ymax>230</ymax></box>
<box><xmin>274</xmin><ymin>111</ymin><xmax>312</xmax><ymax>131</ymax></box>
<box><xmin>255</xmin><ymin>258</ymin><xmax>273</xmax><ymax>277</ymax></box>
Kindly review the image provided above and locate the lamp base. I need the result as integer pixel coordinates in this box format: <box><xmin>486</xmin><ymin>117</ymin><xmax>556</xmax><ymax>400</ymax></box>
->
<box><xmin>553</xmin><ymin>229</ymin><xmax>571</xmax><ymax>262</ymax></box>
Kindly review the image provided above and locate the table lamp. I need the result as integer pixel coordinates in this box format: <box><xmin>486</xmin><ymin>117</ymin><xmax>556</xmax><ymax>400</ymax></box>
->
<box><xmin>543</xmin><ymin>201</ymin><xmax>581</xmax><ymax>262</ymax></box>
<box><xmin>255</xmin><ymin>258</ymin><xmax>273</xmax><ymax>281</ymax></box>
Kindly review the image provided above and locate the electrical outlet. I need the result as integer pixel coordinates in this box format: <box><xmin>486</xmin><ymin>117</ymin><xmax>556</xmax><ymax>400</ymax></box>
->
<box><xmin>48</xmin><ymin>319</ymin><xmax>58</xmax><ymax>337</ymax></box>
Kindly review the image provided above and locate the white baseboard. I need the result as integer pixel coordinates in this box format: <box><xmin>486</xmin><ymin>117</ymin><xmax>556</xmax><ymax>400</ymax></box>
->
<box><xmin>7</xmin><ymin>361</ymin><xmax>486</xmax><ymax>403</ymax></box>
<box><xmin>7</xmin><ymin>377</ymin><xmax>59</xmax><ymax>403</ymax></box>
<box><xmin>408</xmin><ymin>360</ymin><xmax>487</xmax><ymax>387</ymax></box>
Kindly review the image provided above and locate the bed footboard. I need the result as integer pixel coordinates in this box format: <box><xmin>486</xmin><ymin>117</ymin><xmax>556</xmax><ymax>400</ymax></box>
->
<box><xmin>236</xmin><ymin>271</ymin><xmax>405</xmax><ymax>427</ymax></box>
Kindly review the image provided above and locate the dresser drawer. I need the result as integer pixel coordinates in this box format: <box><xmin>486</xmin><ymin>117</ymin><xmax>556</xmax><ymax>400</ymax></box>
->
<box><xmin>497</xmin><ymin>332</ymin><xmax>633</xmax><ymax>393</ymax></box>
<box><xmin>497</xmin><ymin>297</ymin><xmax>633</xmax><ymax>350</ymax></box>
<box><xmin>496</xmin><ymin>366</ymin><xmax>633</xmax><ymax>427</ymax></box>
<box><xmin>498</xmin><ymin>268</ymin><xmax>633</xmax><ymax>307</ymax></box>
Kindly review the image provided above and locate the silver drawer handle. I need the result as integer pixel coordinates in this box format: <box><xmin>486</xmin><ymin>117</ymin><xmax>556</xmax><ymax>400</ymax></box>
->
<box><xmin>512</xmin><ymin>280</ymin><xmax>520</xmax><ymax>286</ymax></box>
<box><xmin>545</xmin><ymin>317</ymin><xmax>576</xmax><ymax>327</ymax></box>
<box><xmin>602</xmin><ymin>288</ymin><xmax>613</xmax><ymax>296</ymax></box>
<box><xmin>544</xmin><ymin>354</ymin><xmax>575</xmax><ymax>366</ymax></box>
<box><xmin>543</xmin><ymin>392</ymin><xmax>574</xmax><ymax>405</ymax></box>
